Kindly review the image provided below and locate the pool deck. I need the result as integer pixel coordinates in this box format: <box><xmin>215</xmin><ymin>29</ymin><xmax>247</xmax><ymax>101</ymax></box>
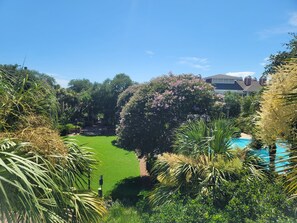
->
<box><xmin>240</xmin><ymin>133</ymin><xmax>252</xmax><ymax>139</ymax></box>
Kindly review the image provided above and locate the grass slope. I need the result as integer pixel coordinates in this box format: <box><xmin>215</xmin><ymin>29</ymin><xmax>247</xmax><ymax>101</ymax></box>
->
<box><xmin>70</xmin><ymin>135</ymin><xmax>140</xmax><ymax>194</ymax></box>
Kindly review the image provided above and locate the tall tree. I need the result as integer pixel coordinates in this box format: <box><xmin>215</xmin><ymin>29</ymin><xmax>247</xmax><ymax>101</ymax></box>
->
<box><xmin>68</xmin><ymin>79</ymin><xmax>93</xmax><ymax>93</ymax></box>
<box><xmin>58</xmin><ymin>74</ymin><xmax>133</xmax><ymax>127</ymax></box>
<box><xmin>58</xmin><ymin>79</ymin><xmax>94</xmax><ymax>126</ymax></box>
<box><xmin>223</xmin><ymin>92</ymin><xmax>241</xmax><ymax>118</ymax></box>
<box><xmin>92</xmin><ymin>73</ymin><xmax>133</xmax><ymax>127</ymax></box>
<box><xmin>263</xmin><ymin>33</ymin><xmax>297</xmax><ymax>77</ymax></box>
<box><xmin>257</xmin><ymin>60</ymin><xmax>297</xmax><ymax>172</ymax></box>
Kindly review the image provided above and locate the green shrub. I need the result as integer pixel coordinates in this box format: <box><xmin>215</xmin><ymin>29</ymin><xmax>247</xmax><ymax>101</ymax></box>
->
<box><xmin>219</xmin><ymin>178</ymin><xmax>296</xmax><ymax>222</ymax></box>
<box><xmin>140</xmin><ymin>196</ymin><xmax>227</xmax><ymax>223</ymax></box>
<box><xmin>109</xmin><ymin>176</ymin><xmax>152</xmax><ymax>206</ymax></box>
<box><xmin>103</xmin><ymin>202</ymin><xmax>143</xmax><ymax>223</ymax></box>
<box><xmin>137</xmin><ymin>178</ymin><xmax>296</xmax><ymax>223</ymax></box>
<box><xmin>58</xmin><ymin>123</ymin><xmax>80</xmax><ymax>136</ymax></box>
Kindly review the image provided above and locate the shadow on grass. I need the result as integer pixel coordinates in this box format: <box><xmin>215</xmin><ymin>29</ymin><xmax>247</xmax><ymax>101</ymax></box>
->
<box><xmin>108</xmin><ymin>176</ymin><xmax>152</xmax><ymax>206</ymax></box>
<box><xmin>111</xmin><ymin>139</ymin><xmax>137</xmax><ymax>153</ymax></box>
<box><xmin>111</xmin><ymin>139</ymin><xmax>125</xmax><ymax>149</ymax></box>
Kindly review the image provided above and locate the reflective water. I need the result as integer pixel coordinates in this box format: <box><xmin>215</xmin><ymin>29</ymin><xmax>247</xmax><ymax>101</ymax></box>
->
<box><xmin>230</xmin><ymin>138</ymin><xmax>289</xmax><ymax>172</ymax></box>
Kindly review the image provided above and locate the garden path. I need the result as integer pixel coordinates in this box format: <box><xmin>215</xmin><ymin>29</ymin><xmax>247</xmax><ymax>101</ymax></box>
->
<box><xmin>139</xmin><ymin>157</ymin><xmax>149</xmax><ymax>176</ymax></box>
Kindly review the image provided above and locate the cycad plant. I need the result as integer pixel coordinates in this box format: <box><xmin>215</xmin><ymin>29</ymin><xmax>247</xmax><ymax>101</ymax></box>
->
<box><xmin>150</xmin><ymin>120</ymin><xmax>264</xmax><ymax>206</ymax></box>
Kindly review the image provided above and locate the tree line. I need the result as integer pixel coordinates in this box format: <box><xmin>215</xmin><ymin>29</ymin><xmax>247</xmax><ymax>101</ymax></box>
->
<box><xmin>0</xmin><ymin>34</ymin><xmax>296</xmax><ymax>222</ymax></box>
<box><xmin>0</xmin><ymin>64</ymin><xmax>135</xmax><ymax>134</ymax></box>
<box><xmin>103</xmin><ymin>34</ymin><xmax>297</xmax><ymax>223</ymax></box>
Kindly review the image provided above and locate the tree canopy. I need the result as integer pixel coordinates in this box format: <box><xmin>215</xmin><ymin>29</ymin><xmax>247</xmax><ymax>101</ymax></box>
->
<box><xmin>263</xmin><ymin>34</ymin><xmax>297</xmax><ymax>77</ymax></box>
<box><xmin>58</xmin><ymin>73</ymin><xmax>133</xmax><ymax>127</ymax></box>
<box><xmin>117</xmin><ymin>74</ymin><xmax>216</xmax><ymax>155</ymax></box>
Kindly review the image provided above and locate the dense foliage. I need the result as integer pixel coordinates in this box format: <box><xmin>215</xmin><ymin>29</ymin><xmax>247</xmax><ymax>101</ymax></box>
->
<box><xmin>0</xmin><ymin>138</ymin><xmax>106</xmax><ymax>223</ymax></box>
<box><xmin>117</xmin><ymin>74</ymin><xmax>216</xmax><ymax>154</ymax></box>
<box><xmin>1</xmin><ymin>35</ymin><xmax>297</xmax><ymax>222</ymax></box>
<box><xmin>58</xmin><ymin>73</ymin><xmax>133</xmax><ymax>128</ymax></box>
<box><xmin>221</xmin><ymin>92</ymin><xmax>241</xmax><ymax>118</ymax></box>
<box><xmin>0</xmin><ymin>65</ymin><xmax>59</xmax><ymax>131</ymax></box>
<box><xmin>148</xmin><ymin>120</ymin><xmax>263</xmax><ymax>206</ymax></box>
<box><xmin>105</xmin><ymin>177</ymin><xmax>296</xmax><ymax>223</ymax></box>
<box><xmin>257</xmin><ymin>59</ymin><xmax>297</xmax><ymax>198</ymax></box>
<box><xmin>0</xmin><ymin>67</ymin><xmax>105</xmax><ymax>222</ymax></box>
<box><xmin>263</xmin><ymin>34</ymin><xmax>297</xmax><ymax>77</ymax></box>
<box><xmin>138</xmin><ymin>178</ymin><xmax>296</xmax><ymax>223</ymax></box>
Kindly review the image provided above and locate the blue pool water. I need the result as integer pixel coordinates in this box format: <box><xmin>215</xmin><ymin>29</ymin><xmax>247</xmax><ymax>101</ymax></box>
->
<box><xmin>230</xmin><ymin>138</ymin><xmax>289</xmax><ymax>171</ymax></box>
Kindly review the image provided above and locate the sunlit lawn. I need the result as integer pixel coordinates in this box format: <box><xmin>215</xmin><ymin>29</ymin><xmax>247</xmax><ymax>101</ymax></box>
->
<box><xmin>69</xmin><ymin>135</ymin><xmax>140</xmax><ymax>195</ymax></box>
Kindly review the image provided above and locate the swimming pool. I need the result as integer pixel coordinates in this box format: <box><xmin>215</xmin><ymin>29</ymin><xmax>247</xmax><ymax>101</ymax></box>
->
<box><xmin>230</xmin><ymin>138</ymin><xmax>289</xmax><ymax>171</ymax></box>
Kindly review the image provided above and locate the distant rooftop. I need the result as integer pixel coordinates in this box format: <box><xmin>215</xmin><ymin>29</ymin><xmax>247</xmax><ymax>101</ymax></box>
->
<box><xmin>204</xmin><ymin>74</ymin><xmax>243</xmax><ymax>80</ymax></box>
<box><xmin>204</xmin><ymin>74</ymin><xmax>263</xmax><ymax>95</ymax></box>
<box><xmin>212</xmin><ymin>82</ymin><xmax>243</xmax><ymax>90</ymax></box>
<box><xmin>242</xmin><ymin>81</ymin><xmax>262</xmax><ymax>92</ymax></box>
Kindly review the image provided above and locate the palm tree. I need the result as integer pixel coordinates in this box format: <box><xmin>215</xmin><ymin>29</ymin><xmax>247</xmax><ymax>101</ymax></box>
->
<box><xmin>283</xmin><ymin>78</ymin><xmax>297</xmax><ymax>199</ymax></box>
<box><xmin>150</xmin><ymin>120</ymin><xmax>263</xmax><ymax>206</ymax></box>
<box><xmin>0</xmin><ymin>138</ymin><xmax>106</xmax><ymax>223</ymax></box>
<box><xmin>173</xmin><ymin>119</ymin><xmax>237</xmax><ymax>157</ymax></box>
<box><xmin>257</xmin><ymin>59</ymin><xmax>297</xmax><ymax>173</ymax></box>
<box><xmin>0</xmin><ymin>68</ymin><xmax>106</xmax><ymax>222</ymax></box>
<box><xmin>256</xmin><ymin>59</ymin><xmax>297</xmax><ymax>196</ymax></box>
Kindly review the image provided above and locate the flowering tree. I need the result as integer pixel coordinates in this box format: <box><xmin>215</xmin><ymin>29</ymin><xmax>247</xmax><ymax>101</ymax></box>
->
<box><xmin>117</xmin><ymin>74</ymin><xmax>215</xmax><ymax>155</ymax></box>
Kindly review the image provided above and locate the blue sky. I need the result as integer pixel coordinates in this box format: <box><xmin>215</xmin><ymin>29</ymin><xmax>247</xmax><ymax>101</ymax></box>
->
<box><xmin>0</xmin><ymin>0</ymin><xmax>296</xmax><ymax>86</ymax></box>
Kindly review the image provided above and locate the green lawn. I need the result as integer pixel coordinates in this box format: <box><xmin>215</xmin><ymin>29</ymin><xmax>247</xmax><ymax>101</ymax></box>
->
<box><xmin>70</xmin><ymin>135</ymin><xmax>140</xmax><ymax>195</ymax></box>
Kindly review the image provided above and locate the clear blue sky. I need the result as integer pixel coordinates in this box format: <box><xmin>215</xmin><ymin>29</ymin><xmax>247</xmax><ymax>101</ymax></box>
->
<box><xmin>0</xmin><ymin>0</ymin><xmax>296</xmax><ymax>86</ymax></box>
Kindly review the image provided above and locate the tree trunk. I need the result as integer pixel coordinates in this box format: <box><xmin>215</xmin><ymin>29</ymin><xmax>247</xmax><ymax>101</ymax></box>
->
<box><xmin>268</xmin><ymin>143</ymin><xmax>277</xmax><ymax>172</ymax></box>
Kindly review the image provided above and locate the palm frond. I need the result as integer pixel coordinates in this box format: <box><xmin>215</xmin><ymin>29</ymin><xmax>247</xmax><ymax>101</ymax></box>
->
<box><xmin>0</xmin><ymin>140</ymin><xmax>60</xmax><ymax>222</ymax></box>
<box><xmin>150</xmin><ymin>120</ymin><xmax>265</xmax><ymax>205</ymax></box>
<box><xmin>0</xmin><ymin>138</ymin><xmax>106</xmax><ymax>222</ymax></box>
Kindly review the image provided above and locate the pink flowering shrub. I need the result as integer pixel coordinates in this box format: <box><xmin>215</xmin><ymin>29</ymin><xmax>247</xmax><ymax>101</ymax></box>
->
<box><xmin>117</xmin><ymin>84</ymin><xmax>144</xmax><ymax>109</ymax></box>
<box><xmin>117</xmin><ymin>74</ymin><xmax>215</xmax><ymax>154</ymax></box>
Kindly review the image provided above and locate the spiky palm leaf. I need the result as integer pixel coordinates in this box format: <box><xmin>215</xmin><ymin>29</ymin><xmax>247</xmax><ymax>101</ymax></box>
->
<box><xmin>150</xmin><ymin>150</ymin><xmax>263</xmax><ymax>206</ymax></box>
<box><xmin>173</xmin><ymin>120</ymin><xmax>209</xmax><ymax>155</ymax></box>
<box><xmin>0</xmin><ymin>68</ymin><xmax>105</xmax><ymax>222</ymax></box>
<box><xmin>0</xmin><ymin>69</ymin><xmax>58</xmax><ymax>131</ymax></box>
<box><xmin>51</xmin><ymin>138</ymin><xmax>96</xmax><ymax>188</ymax></box>
<box><xmin>150</xmin><ymin>120</ymin><xmax>264</xmax><ymax>206</ymax></box>
<box><xmin>0</xmin><ymin>139</ymin><xmax>62</xmax><ymax>222</ymax></box>
<box><xmin>173</xmin><ymin>119</ymin><xmax>236</xmax><ymax>158</ymax></box>
<box><xmin>0</xmin><ymin>138</ymin><xmax>106</xmax><ymax>223</ymax></box>
<box><xmin>209</xmin><ymin>119</ymin><xmax>237</xmax><ymax>157</ymax></box>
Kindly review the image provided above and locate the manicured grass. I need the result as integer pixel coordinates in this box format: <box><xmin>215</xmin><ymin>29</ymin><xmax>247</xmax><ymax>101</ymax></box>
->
<box><xmin>69</xmin><ymin>135</ymin><xmax>140</xmax><ymax>195</ymax></box>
